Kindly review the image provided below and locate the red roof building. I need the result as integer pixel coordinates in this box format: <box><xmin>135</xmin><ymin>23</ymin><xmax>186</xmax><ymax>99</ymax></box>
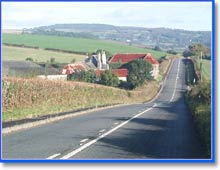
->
<box><xmin>109</xmin><ymin>53</ymin><xmax>146</xmax><ymax>63</ymax></box>
<box><xmin>112</xmin><ymin>69</ymin><xmax>128</xmax><ymax>78</ymax></box>
<box><xmin>62</xmin><ymin>64</ymin><xmax>87</xmax><ymax>75</ymax></box>
<box><xmin>110</xmin><ymin>53</ymin><xmax>159</xmax><ymax>65</ymax></box>
<box><xmin>95</xmin><ymin>68</ymin><xmax>128</xmax><ymax>81</ymax></box>
<box><xmin>109</xmin><ymin>53</ymin><xmax>159</xmax><ymax>79</ymax></box>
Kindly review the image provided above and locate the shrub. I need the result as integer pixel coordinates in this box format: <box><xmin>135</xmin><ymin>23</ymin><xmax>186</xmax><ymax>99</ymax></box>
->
<box><xmin>50</xmin><ymin>57</ymin><xmax>56</xmax><ymax>63</ymax></box>
<box><xmin>100</xmin><ymin>70</ymin><xmax>119</xmax><ymax>87</ymax></box>
<box><xmin>185</xmin><ymin>82</ymin><xmax>211</xmax><ymax>158</ymax></box>
<box><xmin>25</xmin><ymin>57</ymin><xmax>34</xmax><ymax>62</ymax></box>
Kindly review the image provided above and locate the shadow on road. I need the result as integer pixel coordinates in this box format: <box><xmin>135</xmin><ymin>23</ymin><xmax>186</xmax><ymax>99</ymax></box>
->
<box><xmin>97</xmin><ymin>95</ymin><xmax>205</xmax><ymax>159</ymax></box>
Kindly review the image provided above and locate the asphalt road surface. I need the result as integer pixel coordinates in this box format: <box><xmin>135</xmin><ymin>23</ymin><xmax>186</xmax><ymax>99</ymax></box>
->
<box><xmin>2</xmin><ymin>58</ymin><xmax>203</xmax><ymax>160</ymax></box>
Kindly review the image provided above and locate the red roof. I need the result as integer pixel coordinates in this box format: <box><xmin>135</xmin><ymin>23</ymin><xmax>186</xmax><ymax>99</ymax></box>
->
<box><xmin>62</xmin><ymin>64</ymin><xmax>87</xmax><ymax>75</ymax></box>
<box><xmin>144</xmin><ymin>53</ymin><xmax>159</xmax><ymax>64</ymax></box>
<box><xmin>95</xmin><ymin>69</ymin><xmax>128</xmax><ymax>78</ymax></box>
<box><xmin>110</xmin><ymin>53</ymin><xmax>146</xmax><ymax>63</ymax></box>
<box><xmin>95</xmin><ymin>69</ymin><xmax>102</xmax><ymax>77</ymax></box>
<box><xmin>112</xmin><ymin>69</ymin><xmax>128</xmax><ymax>77</ymax></box>
<box><xmin>110</xmin><ymin>53</ymin><xmax>159</xmax><ymax>65</ymax></box>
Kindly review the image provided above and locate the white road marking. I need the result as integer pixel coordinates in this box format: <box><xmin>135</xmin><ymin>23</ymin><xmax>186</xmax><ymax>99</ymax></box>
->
<box><xmin>80</xmin><ymin>138</ymin><xmax>89</xmax><ymax>143</ymax></box>
<box><xmin>46</xmin><ymin>153</ymin><xmax>61</xmax><ymax>159</ymax></box>
<box><xmin>153</xmin><ymin>103</ymin><xmax>157</xmax><ymax>107</ymax></box>
<box><xmin>114</xmin><ymin>122</ymin><xmax>119</xmax><ymax>125</ymax></box>
<box><xmin>60</xmin><ymin>107</ymin><xmax>153</xmax><ymax>159</ymax></box>
<box><xmin>170</xmin><ymin>59</ymin><xmax>181</xmax><ymax>102</ymax></box>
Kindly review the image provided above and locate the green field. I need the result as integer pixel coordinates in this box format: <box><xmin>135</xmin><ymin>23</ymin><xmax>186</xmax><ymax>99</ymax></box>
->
<box><xmin>2</xmin><ymin>45</ymin><xmax>86</xmax><ymax>63</ymax></box>
<box><xmin>196</xmin><ymin>60</ymin><xmax>211</xmax><ymax>81</ymax></box>
<box><xmin>3</xmin><ymin>33</ymin><xmax>166</xmax><ymax>59</ymax></box>
<box><xmin>201</xmin><ymin>60</ymin><xmax>211</xmax><ymax>81</ymax></box>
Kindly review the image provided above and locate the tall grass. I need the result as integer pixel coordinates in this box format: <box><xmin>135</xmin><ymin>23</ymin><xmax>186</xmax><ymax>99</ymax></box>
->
<box><xmin>2</xmin><ymin>78</ymin><xmax>159</xmax><ymax>122</ymax></box>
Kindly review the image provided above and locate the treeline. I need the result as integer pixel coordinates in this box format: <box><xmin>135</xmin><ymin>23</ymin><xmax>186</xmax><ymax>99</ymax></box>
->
<box><xmin>3</xmin><ymin>43</ymin><xmax>87</xmax><ymax>56</ymax></box>
<box><xmin>183</xmin><ymin>43</ymin><xmax>211</xmax><ymax>60</ymax></box>
<box><xmin>23</xmin><ymin>29</ymin><xmax>99</xmax><ymax>39</ymax></box>
<box><xmin>3</xmin><ymin>43</ymin><xmax>39</xmax><ymax>49</ymax></box>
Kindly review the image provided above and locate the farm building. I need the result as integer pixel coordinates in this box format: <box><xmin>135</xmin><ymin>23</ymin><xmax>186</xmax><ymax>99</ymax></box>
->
<box><xmin>95</xmin><ymin>69</ymin><xmax>128</xmax><ymax>82</ymax></box>
<box><xmin>109</xmin><ymin>53</ymin><xmax>159</xmax><ymax>79</ymax></box>
<box><xmin>62</xmin><ymin>63</ymin><xmax>88</xmax><ymax>75</ymax></box>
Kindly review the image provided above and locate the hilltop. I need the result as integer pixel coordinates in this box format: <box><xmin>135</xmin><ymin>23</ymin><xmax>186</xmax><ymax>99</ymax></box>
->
<box><xmin>23</xmin><ymin>23</ymin><xmax>211</xmax><ymax>51</ymax></box>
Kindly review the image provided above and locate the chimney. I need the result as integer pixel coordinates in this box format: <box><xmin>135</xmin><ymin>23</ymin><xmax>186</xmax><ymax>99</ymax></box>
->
<box><xmin>101</xmin><ymin>50</ymin><xmax>107</xmax><ymax>65</ymax></box>
<box><xmin>97</xmin><ymin>52</ymin><xmax>102</xmax><ymax>69</ymax></box>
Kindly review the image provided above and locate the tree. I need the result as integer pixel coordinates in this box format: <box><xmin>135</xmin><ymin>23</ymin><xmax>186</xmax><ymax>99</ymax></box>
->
<box><xmin>183</xmin><ymin>50</ymin><xmax>194</xmax><ymax>57</ymax></box>
<box><xmin>167</xmin><ymin>49</ymin><xmax>177</xmax><ymax>55</ymax></box>
<box><xmin>124</xmin><ymin>59</ymin><xmax>153</xmax><ymax>89</ymax></box>
<box><xmin>153</xmin><ymin>45</ymin><xmax>162</xmax><ymax>51</ymax></box>
<box><xmin>183</xmin><ymin>43</ymin><xmax>211</xmax><ymax>58</ymax></box>
<box><xmin>82</xmin><ymin>70</ymin><xmax>97</xmax><ymax>83</ymax></box>
<box><xmin>100</xmin><ymin>70</ymin><xmax>119</xmax><ymax>87</ymax></box>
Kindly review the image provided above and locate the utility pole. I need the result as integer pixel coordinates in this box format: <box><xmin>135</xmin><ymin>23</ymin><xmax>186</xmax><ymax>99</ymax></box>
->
<box><xmin>200</xmin><ymin>51</ymin><xmax>203</xmax><ymax>82</ymax></box>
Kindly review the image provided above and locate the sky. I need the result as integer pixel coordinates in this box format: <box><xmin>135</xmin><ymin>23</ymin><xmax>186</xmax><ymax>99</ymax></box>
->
<box><xmin>2</xmin><ymin>2</ymin><xmax>212</xmax><ymax>31</ymax></box>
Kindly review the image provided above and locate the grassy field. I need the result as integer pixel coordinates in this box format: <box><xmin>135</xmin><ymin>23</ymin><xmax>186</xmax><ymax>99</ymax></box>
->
<box><xmin>195</xmin><ymin>59</ymin><xmax>211</xmax><ymax>81</ymax></box>
<box><xmin>2</xmin><ymin>45</ymin><xmax>86</xmax><ymax>63</ymax></box>
<box><xmin>201</xmin><ymin>60</ymin><xmax>211</xmax><ymax>81</ymax></box>
<box><xmin>3</xmin><ymin>33</ymin><xmax>166</xmax><ymax>59</ymax></box>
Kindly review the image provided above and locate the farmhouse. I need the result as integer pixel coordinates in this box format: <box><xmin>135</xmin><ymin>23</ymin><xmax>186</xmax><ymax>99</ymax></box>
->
<box><xmin>109</xmin><ymin>53</ymin><xmax>159</xmax><ymax>79</ymax></box>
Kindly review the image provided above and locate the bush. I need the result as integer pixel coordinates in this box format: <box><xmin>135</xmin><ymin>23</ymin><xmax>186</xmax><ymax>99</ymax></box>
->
<box><xmin>25</xmin><ymin>57</ymin><xmax>34</xmax><ymax>62</ymax></box>
<box><xmin>50</xmin><ymin>57</ymin><xmax>56</xmax><ymax>63</ymax></box>
<box><xmin>153</xmin><ymin>46</ymin><xmax>162</xmax><ymax>51</ymax></box>
<box><xmin>100</xmin><ymin>70</ymin><xmax>119</xmax><ymax>87</ymax></box>
<box><xmin>167</xmin><ymin>49</ymin><xmax>177</xmax><ymax>55</ymax></box>
<box><xmin>68</xmin><ymin>70</ymin><xmax>97</xmax><ymax>83</ymax></box>
<box><xmin>185</xmin><ymin>82</ymin><xmax>211</xmax><ymax>158</ymax></box>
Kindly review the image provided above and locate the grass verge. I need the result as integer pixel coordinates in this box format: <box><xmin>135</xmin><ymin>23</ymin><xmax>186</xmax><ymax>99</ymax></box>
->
<box><xmin>185</xmin><ymin>82</ymin><xmax>211</xmax><ymax>158</ymax></box>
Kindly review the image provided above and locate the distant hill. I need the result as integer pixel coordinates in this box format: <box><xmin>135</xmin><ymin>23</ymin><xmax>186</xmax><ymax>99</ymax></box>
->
<box><xmin>23</xmin><ymin>23</ymin><xmax>211</xmax><ymax>51</ymax></box>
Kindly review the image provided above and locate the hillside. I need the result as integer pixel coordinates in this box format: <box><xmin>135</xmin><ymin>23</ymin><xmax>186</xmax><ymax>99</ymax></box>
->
<box><xmin>3</xmin><ymin>33</ymin><xmax>166</xmax><ymax>59</ymax></box>
<box><xmin>24</xmin><ymin>23</ymin><xmax>211</xmax><ymax>50</ymax></box>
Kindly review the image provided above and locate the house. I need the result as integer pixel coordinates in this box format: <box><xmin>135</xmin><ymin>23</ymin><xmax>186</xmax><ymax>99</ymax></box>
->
<box><xmin>109</xmin><ymin>53</ymin><xmax>159</xmax><ymax>79</ymax></box>
<box><xmin>95</xmin><ymin>68</ymin><xmax>128</xmax><ymax>81</ymax></box>
<box><xmin>112</xmin><ymin>69</ymin><xmax>128</xmax><ymax>81</ymax></box>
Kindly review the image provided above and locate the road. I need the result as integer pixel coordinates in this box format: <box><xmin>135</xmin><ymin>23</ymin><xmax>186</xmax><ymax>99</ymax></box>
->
<box><xmin>2</xmin><ymin>58</ymin><xmax>203</xmax><ymax>160</ymax></box>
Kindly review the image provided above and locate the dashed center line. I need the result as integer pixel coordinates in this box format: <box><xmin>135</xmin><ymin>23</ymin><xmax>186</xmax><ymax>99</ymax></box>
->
<box><xmin>170</xmin><ymin>59</ymin><xmax>181</xmax><ymax>102</ymax></box>
<box><xmin>80</xmin><ymin>138</ymin><xmax>89</xmax><ymax>143</ymax></box>
<box><xmin>46</xmin><ymin>153</ymin><xmax>61</xmax><ymax>159</ymax></box>
<box><xmin>114</xmin><ymin>122</ymin><xmax>119</xmax><ymax>125</ymax></box>
<box><xmin>60</xmin><ymin>107</ymin><xmax>153</xmax><ymax>159</ymax></box>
